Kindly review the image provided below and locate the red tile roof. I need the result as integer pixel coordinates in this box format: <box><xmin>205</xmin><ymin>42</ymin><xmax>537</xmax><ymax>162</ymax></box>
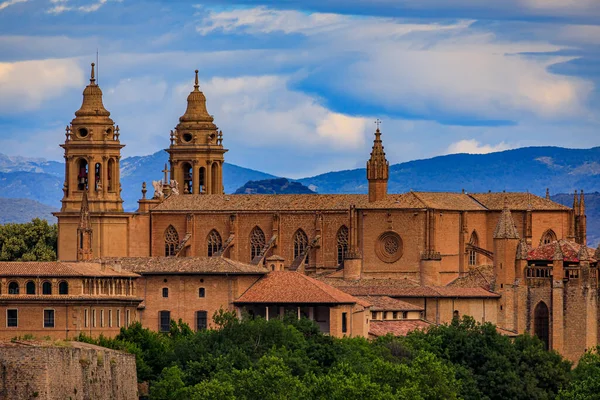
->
<box><xmin>0</xmin><ymin>262</ymin><xmax>138</xmax><ymax>278</ymax></box>
<box><xmin>339</xmin><ymin>285</ymin><xmax>499</xmax><ymax>298</ymax></box>
<box><xmin>235</xmin><ymin>271</ymin><xmax>365</xmax><ymax>304</ymax></box>
<box><xmin>0</xmin><ymin>295</ymin><xmax>143</xmax><ymax>302</ymax></box>
<box><xmin>355</xmin><ymin>296</ymin><xmax>423</xmax><ymax>311</ymax></box>
<box><xmin>469</xmin><ymin>192</ymin><xmax>569</xmax><ymax>211</ymax></box>
<box><xmin>100</xmin><ymin>257</ymin><xmax>269</xmax><ymax>275</ymax></box>
<box><xmin>369</xmin><ymin>320</ymin><xmax>432</xmax><ymax>337</ymax></box>
<box><xmin>527</xmin><ymin>239</ymin><xmax>597</xmax><ymax>262</ymax></box>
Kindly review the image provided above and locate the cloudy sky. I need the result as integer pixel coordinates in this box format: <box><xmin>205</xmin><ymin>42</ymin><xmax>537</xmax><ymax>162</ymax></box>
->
<box><xmin>0</xmin><ymin>0</ymin><xmax>598</xmax><ymax>177</ymax></box>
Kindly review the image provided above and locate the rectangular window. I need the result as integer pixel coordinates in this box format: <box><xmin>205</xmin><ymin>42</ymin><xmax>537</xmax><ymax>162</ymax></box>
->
<box><xmin>371</xmin><ymin>311</ymin><xmax>377</xmax><ymax>320</ymax></box>
<box><xmin>108</xmin><ymin>310</ymin><xmax>113</xmax><ymax>328</ymax></box>
<box><xmin>392</xmin><ymin>311</ymin><xmax>398</xmax><ymax>320</ymax></box>
<box><xmin>44</xmin><ymin>309</ymin><xmax>55</xmax><ymax>328</ymax></box>
<box><xmin>126</xmin><ymin>310</ymin><xmax>130</xmax><ymax>327</ymax></box>
<box><xmin>100</xmin><ymin>310</ymin><xmax>104</xmax><ymax>328</ymax></box>
<box><xmin>117</xmin><ymin>309</ymin><xmax>121</xmax><ymax>328</ymax></box>
<box><xmin>7</xmin><ymin>309</ymin><xmax>18</xmax><ymax>327</ymax></box>
<box><xmin>341</xmin><ymin>312</ymin><xmax>347</xmax><ymax>333</ymax></box>
<box><xmin>196</xmin><ymin>311</ymin><xmax>208</xmax><ymax>331</ymax></box>
<box><xmin>92</xmin><ymin>309</ymin><xmax>96</xmax><ymax>328</ymax></box>
<box><xmin>159</xmin><ymin>311</ymin><xmax>171</xmax><ymax>332</ymax></box>
<box><xmin>84</xmin><ymin>309</ymin><xmax>89</xmax><ymax>328</ymax></box>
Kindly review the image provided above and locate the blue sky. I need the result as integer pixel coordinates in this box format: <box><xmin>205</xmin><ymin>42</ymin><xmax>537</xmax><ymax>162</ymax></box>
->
<box><xmin>0</xmin><ymin>0</ymin><xmax>598</xmax><ymax>178</ymax></box>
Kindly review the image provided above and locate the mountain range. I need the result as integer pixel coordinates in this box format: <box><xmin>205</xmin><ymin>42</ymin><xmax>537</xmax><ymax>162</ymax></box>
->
<box><xmin>1</xmin><ymin>146</ymin><xmax>599</xmax><ymax>245</ymax></box>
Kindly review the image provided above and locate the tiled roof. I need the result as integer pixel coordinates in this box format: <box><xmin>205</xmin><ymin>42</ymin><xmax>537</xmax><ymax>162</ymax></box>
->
<box><xmin>527</xmin><ymin>239</ymin><xmax>597</xmax><ymax>262</ymax></box>
<box><xmin>235</xmin><ymin>271</ymin><xmax>364</xmax><ymax>304</ymax></box>
<box><xmin>369</xmin><ymin>320</ymin><xmax>432</xmax><ymax>337</ymax></box>
<box><xmin>0</xmin><ymin>295</ymin><xmax>143</xmax><ymax>302</ymax></box>
<box><xmin>411</xmin><ymin>192</ymin><xmax>486</xmax><ymax>211</ymax></box>
<box><xmin>0</xmin><ymin>262</ymin><xmax>138</xmax><ymax>278</ymax></box>
<box><xmin>355</xmin><ymin>296</ymin><xmax>423</xmax><ymax>311</ymax></box>
<box><xmin>339</xmin><ymin>285</ymin><xmax>499</xmax><ymax>298</ymax></box>
<box><xmin>315</xmin><ymin>275</ymin><xmax>421</xmax><ymax>289</ymax></box>
<box><xmin>100</xmin><ymin>257</ymin><xmax>269</xmax><ymax>275</ymax></box>
<box><xmin>447</xmin><ymin>265</ymin><xmax>494</xmax><ymax>290</ymax></box>
<box><xmin>469</xmin><ymin>193</ymin><xmax>570</xmax><ymax>211</ymax></box>
<box><xmin>493</xmin><ymin>203</ymin><xmax>520</xmax><ymax>239</ymax></box>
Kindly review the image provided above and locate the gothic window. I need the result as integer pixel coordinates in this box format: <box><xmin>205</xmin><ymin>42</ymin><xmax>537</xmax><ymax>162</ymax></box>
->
<box><xmin>77</xmin><ymin>159</ymin><xmax>88</xmax><ymax>191</ymax></box>
<box><xmin>164</xmin><ymin>225</ymin><xmax>179</xmax><ymax>256</ymax></box>
<box><xmin>211</xmin><ymin>162</ymin><xmax>219</xmax><ymax>194</ymax></box>
<box><xmin>182</xmin><ymin>162</ymin><xmax>193</xmax><ymax>194</ymax></box>
<box><xmin>94</xmin><ymin>163</ymin><xmax>102</xmax><ymax>192</ymax></box>
<box><xmin>250</xmin><ymin>226</ymin><xmax>266</xmax><ymax>260</ymax></box>
<box><xmin>196</xmin><ymin>311</ymin><xmax>208</xmax><ymax>331</ymax></box>
<box><xmin>159</xmin><ymin>310</ymin><xmax>171</xmax><ymax>332</ymax></box>
<box><xmin>293</xmin><ymin>229</ymin><xmax>309</xmax><ymax>265</ymax></box>
<box><xmin>42</xmin><ymin>282</ymin><xmax>52</xmax><ymax>295</ymax></box>
<box><xmin>336</xmin><ymin>226</ymin><xmax>349</xmax><ymax>266</ymax></box>
<box><xmin>541</xmin><ymin>229</ymin><xmax>557</xmax><ymax>245</ymax></box>
<box><xmin>198</xmin><ymin>167</ymin><xmax>206</xmax><ymax>193</ymax></box>
<box><xmin>468</xmin><ymin>231</ymin><xmax>479</xmax><ymax>267</ymax></box>
<box><xmin>58</xmin><ymin>281</ymin><xmax>68</xmax><ymax>295</ymax></box>
<box><xmin>8</xmin><ymin>282</ymin><xmax>19</xmax><ymax>295</ymax></box>
<box><xmin>26</xmin><ymin>281</ymin><xmax>35</xmax><ymax>295</ymax></box>
<box><xmin>107</xmin><ymin>159</ymin><xmax>115</xmax><ymax>192</ymax></box>
<box><xmin>207</xmin><ymin>230</ymin><xmax>222</xmax><ymax>257</ymax></box>
<box><xmin>534</xmin><ymin>302</ymin><xmax>550</xmax><ymax>350</ymax></box>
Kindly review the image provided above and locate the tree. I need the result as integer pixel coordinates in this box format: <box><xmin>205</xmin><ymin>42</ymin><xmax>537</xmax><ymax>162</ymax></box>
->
<box><xmin>558</xmin><ymin>347</ymin><xmax>600</xmax><ymax>400</ymax></box>
<box><xmin>0</xmin><ymin>218</ymin><xmax>57</xmax><ymax>261</ymax></box>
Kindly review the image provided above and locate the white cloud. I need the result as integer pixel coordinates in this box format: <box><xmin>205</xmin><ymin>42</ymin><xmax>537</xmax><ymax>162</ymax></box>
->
<box><xmin>445</xmin><ymin>139</ymin><xmax>512</xmax><ymax>155</ymax></box>
<box><xmin>0</xmin><ymin>0</ymin><xmax>26</xmax><ymax>11</ymax></box>
<box><xmin>0</xmin><ymin>59</ymin><xmax>84</xmax><ymax>113</ymax></box>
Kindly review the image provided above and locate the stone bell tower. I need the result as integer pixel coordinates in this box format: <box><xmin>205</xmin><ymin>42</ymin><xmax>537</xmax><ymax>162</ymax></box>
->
<box><xmin>367</xmin><ymin>120</ymin><xmax>389</xmax><ymax>203</ymax></box>
<box><xmin>59</xmin><ymin>63</ymin><xmax>124</xmax><ymax>213</ymax></box>
<box><xmin>166</xmin><ymin>70</ymin><xmax>227</xmax><ymax>195</ymax></box>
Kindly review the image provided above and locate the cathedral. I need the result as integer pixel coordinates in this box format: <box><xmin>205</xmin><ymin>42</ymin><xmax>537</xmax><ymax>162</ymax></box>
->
<box><xmin>0</xmin><ymin>63</ymin><xmax>597</xmax><ymax>362</ymax></box>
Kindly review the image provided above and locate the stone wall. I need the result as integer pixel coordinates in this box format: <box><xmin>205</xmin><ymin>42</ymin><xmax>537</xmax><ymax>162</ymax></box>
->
<box><xmin>0</xmin><ymin>341</ymin><xmax>137</xmax><ymax>400</ymax></box>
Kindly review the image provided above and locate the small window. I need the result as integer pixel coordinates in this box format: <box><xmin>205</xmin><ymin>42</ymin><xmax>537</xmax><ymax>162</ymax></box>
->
<box><xmin>26</xmin><ymin>281</ymin><xmax>35</xmax><ymax>295</ymax></box>
<box><xmin>109</xmin><ymin>310</ymin><xmax>112</xmax><ymax>328</ymax></box>
<box><xmin>199</xmin><ymin>287</ymin><xmax>205</xmax><ymax>298</ymax></box>
<box><xmin>78</xmin><ymin>127</ymin><xmax>88</xmax><ymax>138</ymax></box>
<box><xmin>42</xmin><ymin>281</ymin><xmax>52</xmax><ymax>295</ymax></box>
<box><xmin>59</xmin><ymin>281</ymin><xmax>68</xmax><ymax>295</ymax></box>
<box><xmin>371</xmin><ymin>311</ymin><xmax>377</xmax><ymax>320</ymax></box>
<box><xmin>182</xmin><ymin>133</ymin><xmax>193</xmax><ymax>142</ymax></box>
<box><xmin>126</xmin><ymin>309</ymin><xmax>130</xmax><ymax>327</ymax></box>
<box><xmin>402</xmin><ymin>311</ymin><xmax>408</xmax><ymax>319</ymax></box>
<box><xmin>8</xmin><ymin>281</ymin><xmax>19</xmax><ymax>295</ymax></box>
<box><xmin>84</xmin><ymin>309</ymin><xmax>89</xmax><ymax>328</ymax></box>
<box><xmin>392</xmin><ymin>311</ymin><xmax>398</xmax><ymax>319</ymax></box>
<box><xmin>44</xmin><ymin>310</ymin><xmax>55</xmax><ymax>328</ymax></box>
<box><xmin>117</xmin><ymin>309</ymin><xmax>121</xmax><ymax>328</ymax></box>
<box><xmin>162</xmin><ymin>287</ymin><xmax>169</xmax><ymax>298</ymax></box>
<box><xmin>196</xmin><ymin>311</ymin><xmax>208</xmax><ymax>331</ymax></box>
<box><xmin>100</xmin><ymin>309</ymin><xmax>105</xmax><ymax>328</ymax></box>
<box><xmin>7</xmin><ymin>309</ymin><xmax>18</xmax><ymax>327</ymax></box>
<box><xmin>341</xmin><ymin>312</ymin><xmax>347</xmax><ymax>333</ymax></box>
<box><xmin>92</xmin><ymin>309</ymin><xmax>97</xmax><ymax>328</ymax></box>
<box><xmin>453</xmin><ymin>310</ymin><xmax>459</xmax><ymax>319</ymax></box>
<box><xmin>159</xmin><ymin>311</ymin><xmax>171</xmax><ymax>332</ymax></box>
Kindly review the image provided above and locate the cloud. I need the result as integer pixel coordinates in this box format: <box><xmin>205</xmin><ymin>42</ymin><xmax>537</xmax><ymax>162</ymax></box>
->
<box><xmin>446</xmin><ymin>139</ymin><xmax>512</xmax><ymax>154</ymax></box>
<box><xmin>0</xmin><ymin>59</ymin><xmax>85</xmax><ymax>113</ymax></box>
<box><xmin>0</xmin><ymin>0</ymin><xmax>26</xmax><ymax>11</ymax></box>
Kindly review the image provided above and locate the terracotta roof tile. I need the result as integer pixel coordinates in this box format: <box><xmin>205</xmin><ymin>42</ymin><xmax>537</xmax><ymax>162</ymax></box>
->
<box><xmin>315</xmin><ymin>275</ymin><xmax>421</xmax><ymax>288</ymax></box>
<box><xmin>339</xmin><ymin>285</ymin><xmax>499</xmax><ymax>298</ymax></box>
<box><xmin>411</xmin><ymin>192</ymin><xmax>486</xmax><ymax>211</ymax></box>
<box><xmin>0</xmin><ymin>295</ymin><xmax>143</xmax><ymax>302</ymax></box>
<box><xmin>0</xmin><ymin>262</ymin><xmax>138</xmax><ymax>278</ymax></box>
<box><xmin>369</xmin><ymin>320</ymin><xmax>432</xmax><ymax>337</ymax></box>
<box><xmin>447</xmin><ymin>265</ymin><xmax>493</xmax><ymax>290</ymax></box>
<box><xmin>355</xmin><ymin>296</ymin><xmax>424</xmax><ymax>311</ymax></box>
<box><xmin>527</xmin><ymin>239</ymin><xmax>597</xmax><ymax>262</ymax></box>
<box><xmin>469</xmin><ymin>192</ymin><xmax>569</xmax><ymax>211</ymax></box>
<box><xmin>100</xmin><ymin>257</ymin><xmax>269</xmax><ymax>275</ymax></box>
<box><xmin>235</xmin><ymin>271</ymin><xmax>363</xmax><ymax>304</ymax></box>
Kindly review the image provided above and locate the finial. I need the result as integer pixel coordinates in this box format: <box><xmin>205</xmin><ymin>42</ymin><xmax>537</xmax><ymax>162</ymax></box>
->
<box><xmin>194</xmin><ymin>69</ymin><xmax>199</xmax><ymax>90</ymax></box>
<box><xmin>374</xmin><ymin>118</ymin><xmax>381</xmax><ymax>132</ymax></box>
<box><xmin>545</xmin><ymin>188</ymin><xmax>550</xmax><ymax>199</ymax></box>
<box><xmin>142</xmin><ymin>182</ymin><xmax>147</xmax><ymax>200</ymax></box>
<box><xmin>503</xmin><ymin>195</ymin><xmax>508</xmax><ymax>210</ymax></box>
<box><xmin>162</xmin><ymin>163</ymin><xmax>169</xmax><ymax>184</ymax></box>
<box><xmin>90</xmin><ymin>63</ymin><xmax>96</xmax><ymax>84</ymax></box>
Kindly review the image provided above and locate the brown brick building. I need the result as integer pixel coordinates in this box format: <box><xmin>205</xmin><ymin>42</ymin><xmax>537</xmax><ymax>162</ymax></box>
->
<box><xmin>1</xmin><ymin>64</ymin><xmax>597</xmax><ymax>360</ymax></box>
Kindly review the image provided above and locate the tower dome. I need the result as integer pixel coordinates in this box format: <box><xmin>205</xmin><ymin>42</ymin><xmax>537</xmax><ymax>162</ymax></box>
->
<box><xmin>179</xmin><ymin>70</ymin><xmax>215</xmax><ymax>126</ymax></box>
<box><xmin>73</xmin><ymin>63</ymin><xmax>112</xmax><ymax>122</ymax></box>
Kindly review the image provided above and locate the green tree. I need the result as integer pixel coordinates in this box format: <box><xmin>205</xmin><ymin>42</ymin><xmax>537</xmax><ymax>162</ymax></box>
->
<box><xmin>558</xmin><ymin>347</ymin><xmax>600</xmax><ymax>400</ymax></box>
<box><xmin>0</xmin><ymin>218</ymin><xmax>57</xmax><ymax>261</ymax></box>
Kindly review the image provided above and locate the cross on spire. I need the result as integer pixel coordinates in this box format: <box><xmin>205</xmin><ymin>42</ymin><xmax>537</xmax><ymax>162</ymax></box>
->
<box><xmin>374</xmin><ymin>118</ymin><xmax>381</xmax><ymax>131</ymax></box>
<box><xmin>162</xmin><ymin>163</ymin><xmax>170</xmax><ymax>184</ymax></box>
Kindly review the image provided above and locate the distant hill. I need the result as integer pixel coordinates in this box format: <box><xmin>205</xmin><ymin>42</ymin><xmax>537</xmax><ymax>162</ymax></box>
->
<box><xmin>552</xmin><ymin>192</ymin><xmax>600</xmax><ymax>247</ymax></box>
<box><xmin>235</xmin><ymin>178</ymin><xmax>315</xmax><ymax>194</ymax></box>
<box><xmin>0</xmin><ymin>198</ymin><xmax>57</xmax><ymax>224</ymax></box>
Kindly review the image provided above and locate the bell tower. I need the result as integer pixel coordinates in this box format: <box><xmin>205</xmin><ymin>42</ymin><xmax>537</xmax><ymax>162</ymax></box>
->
<box><xmin>367</xmin><ymin>120</ymin><xmax>389</xmax><ymax>203</ymax></box>
<box><xmin>60</xmin><ymin>63</ymin><xmax>124</xmax><ymax>212</ymax></box>
<box><xmin>167</xmin><ymin>70</ymin><xmax>227</xmax><ymax>195</ymax></box>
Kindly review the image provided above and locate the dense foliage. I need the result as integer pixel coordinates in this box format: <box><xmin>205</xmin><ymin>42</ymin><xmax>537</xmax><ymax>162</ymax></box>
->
<box><xmin>77</xmin><ymin>313</ymin><xmax>600</xmax><ymax>400</ymax></box>
<box><xmin>0</xmin><ymin>218</ymin><xmax>57</xmax><ymax>261</ymax></box>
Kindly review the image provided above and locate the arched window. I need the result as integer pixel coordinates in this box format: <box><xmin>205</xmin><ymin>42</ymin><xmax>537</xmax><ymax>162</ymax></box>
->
<box><xmin>211</xmin><ymin>162</ymin><xmax>219</xmax><ymax>194</ymax></box>
<box><xmin>8</xmin><ymin>281</ymin><xmax>19</xmax><ymax>295</ymax></box>
<box><xmin>94</xmin><ymin>162</ymin><xmax>102</xmax><ymax>192</ymax></box>
<box><xmin>336</xmin><ymin>226</ymin><xmax>349</xmax><ymax>266</ymax></box>
<box><xmin>77</xmin><ymin>159</ymin><xmax>88</xmax><ymax>191</ymax></box>
<box><xmin>534</xmin><ymin>301</ymin><xmax>550</xmax><ymax>350</ymax></box>
<box><xmin>164</xmin><ymin>225</ymin><xmax>179</xmax><ymax>256</ymax></box>
<box><xmin>182</xmin><ymin>162</ymin><xmax>193</xmax><ymax>194</ymax></box>
<box><xmin>26</xmin><ymin>281</ymin><xmax>36</xmax><ymax>295</ymax></box>
<box><xmin>468</xmin><ymin>231</ymin><xmax>479</xmax><ymax>266</ymax></box>
<box><xmin>540</xmin><ymin>229</ymin><xmax>557</xmax><ymax>245</ymax></box>
<box><xmin>107</xmin><ymin>158</ymin><xmax>115</xmax><ymax>192</ymax></box>
<box><xmin>58</xmin><ymin>281</ymin><xmax>68</xmax><ymax>295</ymax></box>
<box><xmin>250</xmin><ymin>226</ymin><xmax>266</xmax><ymax>260</ymax></box>
<box><xmin>42</xmin><ymin>281</ymin><xmax>52</xmax><ymax>295</ymax></box>
<box><xmin>198</xmin><ymin>167</ymin><xmax>206</xmax><ymax>193</ymax></box>
<box><xmin>293</xmin><ymin>229</ymin><xmax>309</xmax><ymax>265</ymax></box>
<box><xmin>207</xmin><ymin>230</ymin><xmax>222</xmax><ymax>257</ymax></box>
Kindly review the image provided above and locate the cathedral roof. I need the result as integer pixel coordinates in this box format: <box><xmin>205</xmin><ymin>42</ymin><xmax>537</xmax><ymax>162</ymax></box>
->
<box><xmin>411</xmin><ymin>192</ymin><xmax>485</xmax><ymax>211</ymax></box>
<box><xmin>0</xmin><ymin>262</ymin><xmax>138</xmax><ymax>278</ymax></box>
<box><xmin>470</xmin><ymin>192</ymin><xmax>569</xmax><ymax>211</ymax></box>
<box><xmin>178</xmin><ymin>70</ymin><xmax>215</xmax><ymax>125</ymax></box>
<box><xmin>337</xmin><ymin>285</ymin><xmax>499</xmax><ymax>298</ymax></box>
<box><xmin>354</xmin><ymin>296</ymin><xmax>423</xmax><ymax>311</ymax></box>
<box><xmin>235</xmin><ymin>271</ymin><xmax>364</xmax><ymax>305</ymax></box>
<box><xmin>493</xmin><ymin>199</ymin><xmax>520</xmax><ymax>239</ymax></box>
<box><xmin>527</xmin><ymin>239</ymin><xmax>597</xmax><ymax>262</ymax></box>
<box><xmin>100</xmin><ymin>257</ymin><xmax>268</xmax><ymax>275</ymax></box>
<box><xmin>369</xmin><ymin>320</ymin><xmax>432</xmax><ymax>337</ymax></box>
<box><xmin>73</xmin><ymin>63</ymin><xmax>112</xmax><ymax>120</ymax></box>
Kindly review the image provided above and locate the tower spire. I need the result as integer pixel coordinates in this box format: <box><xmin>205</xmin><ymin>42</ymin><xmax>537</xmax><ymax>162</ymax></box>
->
<box><xmin>366</xmin><ymin>119</ymin><xmax>388</xmax><ymax>202</ymax></box>
<box><xmin>194</xmin><ymin>69</ymin><xmax>199</xmax><ymax>91</ymax></box>
<box><xmin>494</xmin><ymin>197</ymin><xmax>520</xmax><ymax>239</ymax></box>
<box><xmin>90</xmin><ymin>62</ymin><xmax>96</xmax><ymax>85</ymax></box>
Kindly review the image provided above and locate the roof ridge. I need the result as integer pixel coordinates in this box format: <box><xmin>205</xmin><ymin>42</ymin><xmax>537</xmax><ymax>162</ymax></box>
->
<box><xmin>296</xmin><ymin>272</ymin><xmax>349</xmax><ymax>303</ymax></box>
<box><xmin>407</xmin><ymin>192</ymin><xmax>428</xmax><ymax>208</ymax></box>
